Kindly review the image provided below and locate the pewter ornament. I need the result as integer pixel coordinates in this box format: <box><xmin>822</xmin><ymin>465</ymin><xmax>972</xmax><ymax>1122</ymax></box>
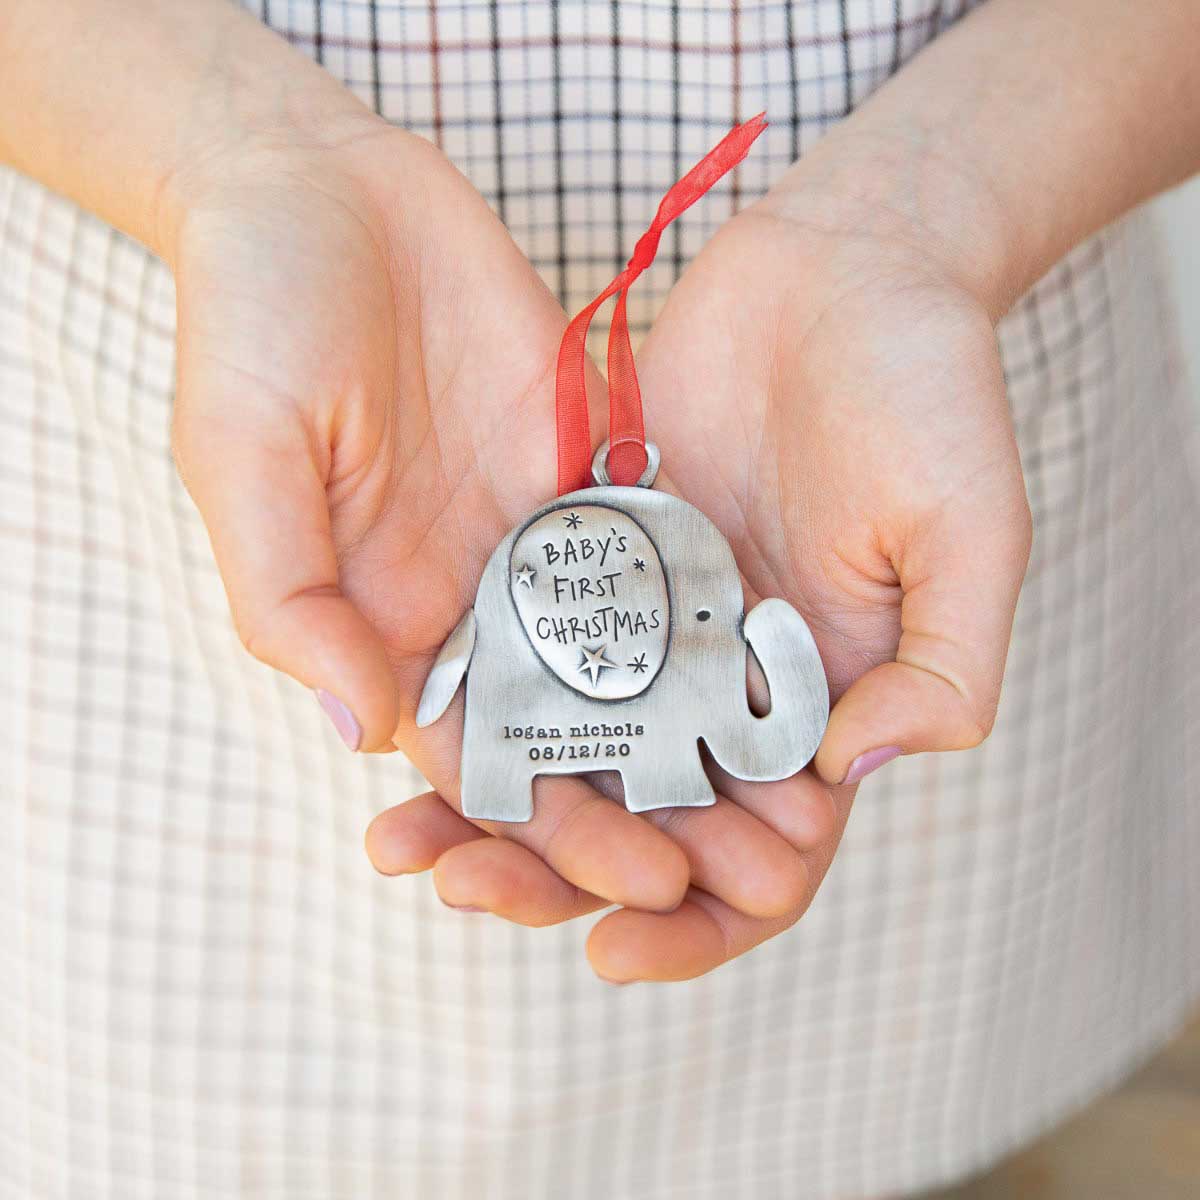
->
<box><xmin>415</xmin><ymin>442</ymin><xmax>829</xmax><ymax>822</ymax></box>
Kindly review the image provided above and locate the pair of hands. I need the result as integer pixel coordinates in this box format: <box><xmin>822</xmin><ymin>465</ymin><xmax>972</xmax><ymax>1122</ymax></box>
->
<box><xmin>166</xmin><ymin>107</ymin><xmax>1031</xmax><ymax>983</ymax></box>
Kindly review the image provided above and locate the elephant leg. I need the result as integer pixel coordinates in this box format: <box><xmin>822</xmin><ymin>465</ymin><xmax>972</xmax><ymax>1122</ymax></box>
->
<box><xmin>460</xmin><ymin>747</ymin><xmax>534</xmax><ymax>822</ymax></box>
<box><xmin>621</xmin><ymin>744</ymin><xmax>716</xmax><ymax>814</ymax></box>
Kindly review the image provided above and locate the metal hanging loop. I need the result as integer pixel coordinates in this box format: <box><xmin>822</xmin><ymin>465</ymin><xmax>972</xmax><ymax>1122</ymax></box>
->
<box><xmin>590</xmin><ymin>440</ymin><xmax>660</xmax><ymax>489</ymax></box>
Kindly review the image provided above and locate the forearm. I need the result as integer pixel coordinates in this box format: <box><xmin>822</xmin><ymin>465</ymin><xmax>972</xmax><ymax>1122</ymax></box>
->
<box><xmin>765</xmin><ymin>0</ymin><xmax>1200</xmax><ymax>317</ymax></box>
<box><xmin>0</xmin><ymin>0</ymin><xmax>365</xmax><ymax>258</ymax></box>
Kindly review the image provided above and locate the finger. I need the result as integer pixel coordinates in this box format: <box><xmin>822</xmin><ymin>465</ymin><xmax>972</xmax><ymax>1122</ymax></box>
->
<box><xmin>173</xmin><ymin>391</ymin><xmax>400</xmax><ymax>753</ymax></box>
<box><xmin>402</xmin><ymin>708</ymin><xmax>692</xmax><ymax>914</ymax></box>
<box><xmin>637</xmin><ymin>754</ymin><xmax>843</xmax><ymax>920</ymax></box>
<box><xmin>428</xmin><ymin>753</ymin><xmax>811</xmax><ymax>920</ymax></box>
<box><xmin>814</xmin><ymin>496</ymin><xmax>1032</xmax><ymax>786</ymax></box>
<box><xmin>702</xmin><ymin>757</ymin><xmax>841</xmax><ymax>855</ymax></box>
<box><xmin>645</xmin><ymin>794</ymin><xmax>812</xmax><ymax>920</ymax></box>
<box><xmin>587</xmin><ymin>777</ymin><xmax>855</xmax><ymax>982</ymax></box>
<box><xmin>365</xmin><ymin>791</ymin><xmax>486</xmax><ymax>875</ymax></box>
<box><xmin>367</xmin><ymin>776</ymin><xmax>688</xmax><ymax>921</ymax></box>
<box><xmin>586</xmin><ymin>889</ymin><xmax>799</xmax><ymax>983</ymax></box>
<box><xmin>433</xmin><ymin>838</ymin><xmax>607</xmax><ymax>926</ymax></box>
<box><xmin>499</xmin><ymin>776</ymin><xmax>690</xmax><ymax>913</ymax></box>
<box><xmin>371</xmin><ymin>770</ymin><xmax>826</xmax><ymax>924</ymax></box>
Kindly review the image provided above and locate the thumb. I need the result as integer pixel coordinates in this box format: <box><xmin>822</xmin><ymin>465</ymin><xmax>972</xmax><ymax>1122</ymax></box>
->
<box><xmin>172</xmin><ymin>393</ymin><xmax>400</xmax><ymax>754</ymax></box>
<box><xmin>814</xmin><ymin>499</ymin><xmax>1032</xmax><ymax>786</ymax></box>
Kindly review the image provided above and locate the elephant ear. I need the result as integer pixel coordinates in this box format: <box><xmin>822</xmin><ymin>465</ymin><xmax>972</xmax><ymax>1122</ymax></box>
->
<box><xmin>416</xmin><ymin>609</ymin><xmax>477</xmax><ymax>728</ymax></box>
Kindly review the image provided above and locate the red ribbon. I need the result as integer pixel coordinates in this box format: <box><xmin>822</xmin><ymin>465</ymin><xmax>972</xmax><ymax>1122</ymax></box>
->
<box><xmin>554</xmin><ymin>113</ymin><xmax>769</xmax><ymax>494</ymax></box>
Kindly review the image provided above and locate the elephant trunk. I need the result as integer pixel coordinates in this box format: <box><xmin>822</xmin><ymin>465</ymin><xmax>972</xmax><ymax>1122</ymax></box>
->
<box><xmin>704</xmin><ymin>599</ymin><xmax>829</xmax><ymax>782</ymax></box>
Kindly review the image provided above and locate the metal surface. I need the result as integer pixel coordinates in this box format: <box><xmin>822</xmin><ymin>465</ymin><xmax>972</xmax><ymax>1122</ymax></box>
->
<box><xmin>415</xmin><ymin>608</ymin><xmax>476</xmax><ymax>728</ymax></box>
<box><xmin>508</xmin><ymin>503</ymin><xmax>669</xmax><ymax>700</ymax></box>
<box><xmin>417</xmin><ymin>450</ymin><xmax>829</xmax><ymax>821</ymax></box>
<box><xmin>590</xmin><ymin>438</ymin><xmax>660</xmax><ymax>488</ymax></box>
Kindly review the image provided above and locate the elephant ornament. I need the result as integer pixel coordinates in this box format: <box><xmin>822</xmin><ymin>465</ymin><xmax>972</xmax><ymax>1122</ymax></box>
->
<box><xmin>416</xmin><ymin>442</ymin><xmax>829</xmax><ymax>822</ymax></box>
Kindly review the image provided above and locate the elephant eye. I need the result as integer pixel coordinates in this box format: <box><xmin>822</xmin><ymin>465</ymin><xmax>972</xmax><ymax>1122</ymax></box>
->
<box><xmin>695</xmin><ymin>609</ymin><xmax>711</xmax><ymax>622</ymax></box>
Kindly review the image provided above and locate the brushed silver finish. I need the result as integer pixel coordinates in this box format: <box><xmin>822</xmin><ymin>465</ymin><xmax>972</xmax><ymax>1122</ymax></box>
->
<box><xmin>509</xmin><ymin>503</ymin><xmax>669</xmax><ymax>700</ymax></box>
<box><xmin>590</xmin><ymin>438</ymin><xmax>660</xmax><ymax>488</ymax></box>
<box><xmin>416</xmin><ymin>468</ymin><xmax>829</xmax><ymax>821</ymax></box>
<box><xmin>415</xmin><ymin>608</ymin><xmax>476</xmax><ymax>728</ymax></box>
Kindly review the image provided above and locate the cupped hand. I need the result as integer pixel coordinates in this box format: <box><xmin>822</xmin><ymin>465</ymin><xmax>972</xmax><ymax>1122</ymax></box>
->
<box><xmin>167</xmin><ymin>104</ymin><xmax>844</xmax><ymax>968</ymax></box>
<box><xmin>373</xmin><ymin>161</ymin><xmax>1031</xmax><ymax>981</ymax></box>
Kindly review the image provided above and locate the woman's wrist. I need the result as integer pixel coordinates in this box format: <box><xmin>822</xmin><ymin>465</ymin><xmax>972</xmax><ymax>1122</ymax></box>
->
<box><xmin>0</xmin><ymin>1</ymin><xmax>373</xmax><ymax>264</ymax></box>
<box><xmin>143</xmin><ymin>25</ymin><xmax>381</xmax><ymax>267</ymax></box>
<box><xmin>756</xmin><ymin>0</ymin><xmax>1200</xmax><ymax>327</ymax></box>
<box><xmin>151</xmin><ymin>82</ymin><xmax>381</xmax><ymax>268</ymax></box>
<box><xmin>756</xmin><ymin>124</ymin><xmax>1030</xmax><ymax>324</ymax></box>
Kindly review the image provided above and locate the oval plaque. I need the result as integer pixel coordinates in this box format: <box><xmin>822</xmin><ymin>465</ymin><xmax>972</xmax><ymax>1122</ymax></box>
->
<box><xmin>509</xmin><ymin>504</ymin><xmax>669</xmax><ymax>699</ymax></box>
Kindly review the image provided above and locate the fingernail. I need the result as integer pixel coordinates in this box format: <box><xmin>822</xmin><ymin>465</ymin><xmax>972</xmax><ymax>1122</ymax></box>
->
<box><xmin>315</xmin><ymin>689</ymin><xmax>362</xmax><ymax>751</ymax></box>
<box><xmin>843</xmin><ymin>745</ymin><xmax>902</xmax><ymax>785</ymax></box>
<box><xmin>597</xmin><ymin>975</ymin><xmax>635</xmax><ymax>987</ymax></box>
<box><xmin>443</xmin><ymin>902</ymin><xmax>486</xmax><ymax>913</ymax></box>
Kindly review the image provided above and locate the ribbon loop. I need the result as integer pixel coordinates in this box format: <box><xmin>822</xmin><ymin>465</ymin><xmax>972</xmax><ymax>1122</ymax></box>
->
<box><xmin>554</xmin><ymin>113</ymin><xmax>768</xmax><ymax>495</ymax></box>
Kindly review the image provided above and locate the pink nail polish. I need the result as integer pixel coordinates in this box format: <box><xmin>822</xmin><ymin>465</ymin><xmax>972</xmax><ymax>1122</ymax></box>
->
<box><xmin>315</xmin><ymin>689</ymin><xmax>362</xmax><ymax>751</ymax></box>
<box><xmin>843</xmin><ymin>745</ymin><xmax>902</xmax><ymax>785</ymax></box>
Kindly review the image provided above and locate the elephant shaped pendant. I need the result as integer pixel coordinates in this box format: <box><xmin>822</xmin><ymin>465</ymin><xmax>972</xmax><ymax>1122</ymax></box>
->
<box><xmin>416</xmin><ymin>442</ymin><xmax>829</xmax><ymax>822</ymax></box>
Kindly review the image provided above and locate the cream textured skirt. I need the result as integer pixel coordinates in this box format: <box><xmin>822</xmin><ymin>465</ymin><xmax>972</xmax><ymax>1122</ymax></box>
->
<box><xmin>3</xmin><ymin>2</ymin><xmax>1198</xmax><ymax>1197</ymax></box>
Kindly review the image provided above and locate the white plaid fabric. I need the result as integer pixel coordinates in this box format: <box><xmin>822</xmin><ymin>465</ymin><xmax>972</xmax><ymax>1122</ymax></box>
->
<box><xmin>3</xmin><ymin>3</ymin><xmax>1199</xmax><ymax>1197</ymax></box>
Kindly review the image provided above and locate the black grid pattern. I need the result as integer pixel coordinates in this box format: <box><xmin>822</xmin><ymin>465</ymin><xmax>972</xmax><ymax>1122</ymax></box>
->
<box><xmin>251</xmin><ymin>0</ymin><xmax>975</xmax><ymax>336</ymax></box>
<box><xmin>2</xmin><ymin>3</ymin><xmax>1199</xmax><ymax>1198</ymax></box>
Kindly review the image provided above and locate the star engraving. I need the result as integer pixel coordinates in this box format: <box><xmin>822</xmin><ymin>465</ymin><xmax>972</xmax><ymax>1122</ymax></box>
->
<box><xmin>632</xmin><ymin>557</ymin><xmax>646</xmax><ymax>572</ymax></box>
<box><xmin>563</xmin><ymin>511</ymin><xmax>582</xmax><ymax>529</ymax></box>
<box><xmin>513</xmin><ymin>563</ymin><xmax>537</xmax><ymax>589</ymax></box>
<box><xmin>577</xmin><ymin>644</ymin><xmax>619</xmax><ymax>688</ymax></box>
<box><xmin>628</xmin><ymin>652</ymin><xmax>648</xmax><ymax>674</ymax></box>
